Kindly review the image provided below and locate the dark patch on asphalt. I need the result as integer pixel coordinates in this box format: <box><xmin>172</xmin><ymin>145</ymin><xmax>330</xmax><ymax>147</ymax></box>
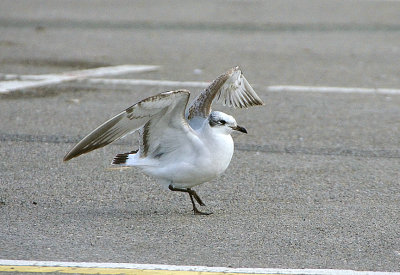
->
<box><xmin>0</xmin><ymin>40</ymin><xmax>20</xmax><ymax>47</ymax></box>
<box><xmin>2</xmin><ymin>58</ymin><xmax>110</xmax><ymax>69</ymax></box>
<box><xmin>1</xmin><ymin>132</ymin><xmax>400</xmax><ymax>159</ymax></box>
<box><xmin>1</xmin><ymin>18</ymin><xmax>400</xmax><ymax>33</ymax></box>
<box><xmin>0</xmin><ymin>86</ymin><xmax>98</xmax><ymax>100</ymax></box>
<box><xmin>0</xmin><ymin>133</ymin><xmax>83</xmax><ymax>144</ymax></box>
<box><xmin>235</xmin><ymin>143</ymin><xmax>400</xmax><ymax>159</ymax></box>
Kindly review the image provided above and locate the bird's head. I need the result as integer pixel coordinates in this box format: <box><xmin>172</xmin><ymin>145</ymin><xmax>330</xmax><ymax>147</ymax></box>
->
<box><xmin>208</xmin><ymin>111</ymin><xmax>247</xmax><ymax>135</ymax></box>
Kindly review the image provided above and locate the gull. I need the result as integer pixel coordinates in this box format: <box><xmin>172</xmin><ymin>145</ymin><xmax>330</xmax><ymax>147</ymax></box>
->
<box><xmin>63</xmin><ymin>66</ymin><xmax>264</xmax><ymax>215</ymax></box>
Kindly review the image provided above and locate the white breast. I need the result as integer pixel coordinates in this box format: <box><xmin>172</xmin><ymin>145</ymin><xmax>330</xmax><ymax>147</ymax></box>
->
<box><xmin>138</xmin><ymin>121</ymin><xmax>235</xmax><ymax>189</ymax></box>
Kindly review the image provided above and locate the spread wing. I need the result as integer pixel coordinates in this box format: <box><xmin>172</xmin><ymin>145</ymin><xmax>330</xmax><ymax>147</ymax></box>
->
<box><xmin>63</xmin><ymin>90</ymin><xmax>191</xmax><ymax>161</ymax></box>
<box><xmin>187</xmin><ymin>66</ymin><xmax>264</xmax><ymax>121</ymax></box>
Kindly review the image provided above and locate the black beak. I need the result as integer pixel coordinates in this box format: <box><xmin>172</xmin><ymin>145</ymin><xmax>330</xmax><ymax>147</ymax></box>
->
<box><xmin>231</xmin><ymin>125</ymin><xmax>247</xmax><ymax>134</ymax></box>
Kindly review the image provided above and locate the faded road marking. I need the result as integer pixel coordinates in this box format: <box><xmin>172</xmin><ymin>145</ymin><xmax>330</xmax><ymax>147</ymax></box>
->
<box><xmin>0</xmin><ymin>65</ymin><xmax>159</xmax><ymax>93</ymax></box>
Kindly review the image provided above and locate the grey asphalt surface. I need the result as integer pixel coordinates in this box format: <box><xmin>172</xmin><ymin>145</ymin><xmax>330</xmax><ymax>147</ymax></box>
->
<box><xmin>1</xmin><ymin>0</ymin><xmax>400</xmax><ymax>272</ymax></box>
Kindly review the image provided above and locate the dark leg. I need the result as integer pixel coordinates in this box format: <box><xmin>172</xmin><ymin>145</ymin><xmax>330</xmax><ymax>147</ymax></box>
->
<box><xmin>168</xmin><ymin>185</ymin><xmax>205</xmax><ymax>205</ymax></box>
<box><xmin>168</xmin><ymin>185</ymin><xmax>212</xmax><ymax>215</ymax></box>
<box><xmin>188</xmin><ymin>188</ymin><xmax>205</xmax><ymax>206</ymax></box>
<box><xmin>188</xmin><ymin>192</ymin><xmax>212</xmax><ymax>215</ymax></box>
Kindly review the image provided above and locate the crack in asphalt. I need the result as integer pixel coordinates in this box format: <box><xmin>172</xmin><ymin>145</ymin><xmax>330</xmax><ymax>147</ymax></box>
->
<box><xmin>2</xmin><ymin>132</ymin><xmax>400</xmax><ymax>159</ymax></box>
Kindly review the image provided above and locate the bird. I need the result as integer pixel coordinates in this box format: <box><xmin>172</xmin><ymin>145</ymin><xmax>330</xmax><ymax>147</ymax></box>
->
<box><xmin>63</xmin><ymin>66</ymin><xmax>264</xmax><ymax>215</ymax></box>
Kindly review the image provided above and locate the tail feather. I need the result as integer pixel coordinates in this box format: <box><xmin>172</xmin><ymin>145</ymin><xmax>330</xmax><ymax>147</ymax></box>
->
<box><xmin>112</xmin><ymin>150</ymin><xmax>138</xmax><ymax>165</ymax></box>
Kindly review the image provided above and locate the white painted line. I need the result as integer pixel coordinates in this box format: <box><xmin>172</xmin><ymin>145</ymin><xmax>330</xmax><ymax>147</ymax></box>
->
<box><xmin>2</xmin><ymin>68</ymin><xmax>400</xmax><ymax>97</ymax></box>
<box><xmin>61</xmin><ymin>65</ymin><xmax>159</xmax><ymax>78</ymax></box>
<box><xmin>85</xmin><ymin>78</ymin><xmax>210</xmax><ymax>88</ymax></box>
<box><xmin>0</xmin><ymin>74</ymin><xmax>52</xmax><ymax>81</ymax></box>
<box><xmin>0</xmin><ymin>65</ymin><xmax>159</xmax><ymax>94</ymax></box>
<box><xmin>267</xmin><ymin>85</ymin><xmax>400</xmax><ymax>95</ymax></box>
<box><xmin>80</xmin><ymin>79</ymin><xmax>400</xmax><ymax>96</ymax></box>
<box><xmin>0</xmin><ymin>76</ymin><xmax>80</xmax><ymax>93</ymax></box>
<box><xmin>0</xmin><ymin>259</ymin><xmax>398</xmax><ymax>275</ymax></box>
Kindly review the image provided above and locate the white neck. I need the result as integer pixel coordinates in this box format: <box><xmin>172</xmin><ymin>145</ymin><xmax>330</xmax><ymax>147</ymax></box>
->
<box><xmin>199</xmin><ymin>120</ymin><xmax>234</xmax><ymax>157</ymax></box>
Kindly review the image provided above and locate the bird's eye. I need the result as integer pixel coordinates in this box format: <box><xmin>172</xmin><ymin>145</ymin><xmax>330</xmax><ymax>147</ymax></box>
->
<box><xmin>219</xmin><ymin>120</ymin><xmax>226</xmax><ymax>125</ymax></box>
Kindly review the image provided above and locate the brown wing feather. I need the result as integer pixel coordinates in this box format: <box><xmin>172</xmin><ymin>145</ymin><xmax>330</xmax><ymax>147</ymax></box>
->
<box><xmin>187</xmin><ymin>66</ymin><xmax>264</xmax><ymax>120</ymax></box>
<box><xmin>63</xmin><ymin>90</ymin><xmax>190</xmax><ymax>161</ymax></box>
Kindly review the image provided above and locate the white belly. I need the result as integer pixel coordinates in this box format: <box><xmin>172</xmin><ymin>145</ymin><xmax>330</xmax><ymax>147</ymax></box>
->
<box><xmin>142</xmin><ymin>134</ymin><xmax>234</xmax><ymax>188</ymax></box>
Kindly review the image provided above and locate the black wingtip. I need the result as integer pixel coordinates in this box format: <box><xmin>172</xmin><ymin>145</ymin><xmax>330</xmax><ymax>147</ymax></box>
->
<box><xmin>63</xmin><ymin>147</ymin><xmax>90</xmax><ymax>162</ymax></box>
<box><xmin>63</xmin><ymin>152</ymin><xmax>75</xmax><ymax>162</ymax></box>
<box><xmin>112</xmin><ymin>150</ymin><xmax>138</xmax><ymax>165</ymax></box>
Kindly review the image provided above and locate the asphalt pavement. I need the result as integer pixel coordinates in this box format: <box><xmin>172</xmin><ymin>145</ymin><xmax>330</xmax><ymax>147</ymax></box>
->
<box><xmin>1</xmin><ymin>0</ymin><xmax>400</xmax><ymax>272</ymax></box>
